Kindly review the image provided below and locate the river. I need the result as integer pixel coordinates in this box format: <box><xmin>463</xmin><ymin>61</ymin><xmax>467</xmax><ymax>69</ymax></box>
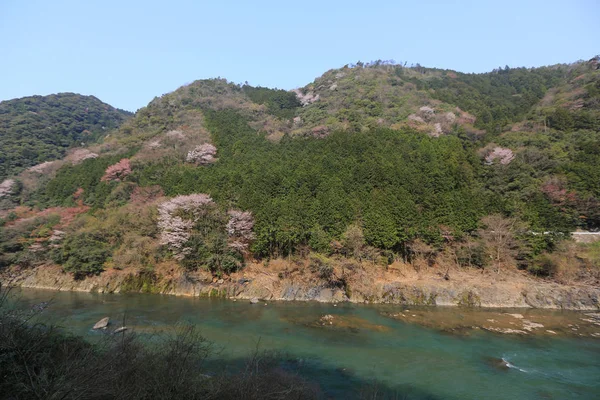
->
<box><xmin>10</xmin><ymin>288</ymin><xmax>600</xmax><ymax>399</ymax></box>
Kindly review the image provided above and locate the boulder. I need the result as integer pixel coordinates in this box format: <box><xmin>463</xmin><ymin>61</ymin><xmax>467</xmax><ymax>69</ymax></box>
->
<box><xmin>93</xmin><ymin>317</ymin><xmax>110</xmax><ymax>330</ymax></box>
<box><xmin>484</xmin><ymin>356</ymin><xmax>510</xmax><ymax>371</ymax></box>
<box><xmin>250</xmin><ymin>298</ymin><xmax>259</xmax><ymax>304</ymax></box>
<box><xmin>113</xmin><ymin>326</ymin><xmax>127</xmax><ymax>334</ymax></box>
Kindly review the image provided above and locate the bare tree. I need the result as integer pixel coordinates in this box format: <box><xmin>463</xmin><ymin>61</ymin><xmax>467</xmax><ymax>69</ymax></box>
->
<box><xmin>478</xmin><ymin>215</ymin><xmax>526</xmax><ymax>273</ymax></box>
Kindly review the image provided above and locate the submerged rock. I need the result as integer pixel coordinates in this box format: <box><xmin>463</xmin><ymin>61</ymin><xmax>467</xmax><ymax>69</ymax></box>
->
<box><xmin>250</xmin><ymin>298</ymin><xmax>259</xmax><ymax>304</ymax></box>
<box><xmin>484</xmin><ymin>356</ymin><xmax>510</xmax><ymax>371</ymax></box>
<box><xmin>93</xmin><ymin>317</ymin><xmax>110</xmax><ymax>330</ymax></box>
<box><xmin>113</xmin><ymin>326</ymin><xmax>127</xmax><ymax>334</ymax></box>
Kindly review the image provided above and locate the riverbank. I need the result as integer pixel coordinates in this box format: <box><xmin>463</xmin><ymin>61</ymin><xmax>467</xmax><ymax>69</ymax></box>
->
<box><xmin>3</xmin><ymin>259</ymin><xmax>599</xmax><ymax>310</ymax></box>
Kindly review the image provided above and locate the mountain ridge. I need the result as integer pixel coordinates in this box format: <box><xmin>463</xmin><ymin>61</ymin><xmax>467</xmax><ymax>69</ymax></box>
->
<box><xmin>1</xmin><ymin>56</ymin><xmax>599</xmax><ymax>303</ymax></box>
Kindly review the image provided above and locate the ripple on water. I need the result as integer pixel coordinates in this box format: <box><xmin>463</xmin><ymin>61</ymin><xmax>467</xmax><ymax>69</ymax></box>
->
<box><xmin>10</xmin><ymin>289</ymin><xmax>600</xmax><ymax>400</ymax></box>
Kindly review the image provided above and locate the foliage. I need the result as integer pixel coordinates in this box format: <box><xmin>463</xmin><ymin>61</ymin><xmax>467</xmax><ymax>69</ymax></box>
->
<box><xmin>185</xmin><ymin>143</ymin><xmax>217</xmax><ymax>164</ymax></box>
<box><xmin>242</xmin><ymin>85</ymin><xmax>302</xmax><ymax>119</ymax></box>
<box><xmin>53</xmin><ymin>232</ymin><xmax>111</xmax><ymax>278</ymax></box>
<box><xmin>0</xmin><ymin>93</ymin><xmax>131</xmax><ymax>180</ymax></box>
<box><xmin>42</xmin><ymin>150</ymin><xmax>137</xmax><ymax>208</ymax></box>
<box><xmin>2</xmin><ymin>59</ymin><xmax>600</xmax><ymax>283</ymax></box>
<box><xmin>133</xmin><ymin>110</ymin><xmax>483</xmax><ymax>258</ymax></box>
<box><xmin>101</xmin><ymin>158</ymin><xmax>132</xmax><ymax>182</ymax></box>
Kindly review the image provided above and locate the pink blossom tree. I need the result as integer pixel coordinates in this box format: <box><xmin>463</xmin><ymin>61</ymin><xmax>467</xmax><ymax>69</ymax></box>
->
<box><xmin>101</xmin><ymin>159</ymin><xmax>132</xmax><ymax>182</ymax></box>
<box><xmin>186</xmin><ymin>143</ymin><xmax>217</xmax><ymax>164</ymax></box>
<box><xmin>226</xmin><ymin>210</ymin><xmax>255</xmax><ymax>253</ymax></box>
<box><xmin>0</xmin><ymin>179</ymin><xmax>15</xmax><ymax>198</ymax></box>
<box><xmin>157</xmin><ymin>194</ymin><xmax>214</xmax><ymax>259</ymax></box>
<box><xmin>484</xmin><ymin>147</ymin><xmax>515</xmax><ymax>165</ymax></box>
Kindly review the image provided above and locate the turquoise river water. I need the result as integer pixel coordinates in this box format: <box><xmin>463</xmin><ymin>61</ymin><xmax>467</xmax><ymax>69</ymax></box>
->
<box><xmin>11</xmin><ymin>288</ymin><xmax>600</xmax><ymax>399</ymax></box>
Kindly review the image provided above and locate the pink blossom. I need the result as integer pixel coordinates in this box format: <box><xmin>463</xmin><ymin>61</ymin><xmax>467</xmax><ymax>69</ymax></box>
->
<box><xmin>101</xmin><ymin>159</ymin><xmax>132</xmax><ymax>182</ymax></box>
<box><xmin>485</xmin><ymin>147</ymin><xmax>515</xmax><ymax>165</ymax></box>
<box><xmin>0</xmin><ymin>179</ymin><xmax>15</xmax><ymax>198</ymax></box>
<box><xmin>157</xmin><ymin>194</ymin><xmax>214</xmax><ymax>259</ymax></box>
<box><xmin>226</xmin><ymin>210</ymin><xmax>255</xmax><ymax>252</ymax></box>
<box><xmin>186</xmin><ymin>143</ymin><xmax>217</xmax><ymax>164</ymax></box>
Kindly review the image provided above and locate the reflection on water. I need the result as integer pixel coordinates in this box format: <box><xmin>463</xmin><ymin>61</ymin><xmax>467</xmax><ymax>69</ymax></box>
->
<box><xmin>10</xmin><ymin>288</ymin><xmax>600</xmax><ymax>400</ymax></box>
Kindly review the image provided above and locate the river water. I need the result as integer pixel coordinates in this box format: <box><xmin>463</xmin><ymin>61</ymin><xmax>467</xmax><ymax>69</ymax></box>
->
<box><xmin>11</xmin><ymin>288</ymin><xmax>600</xmax><ymax>399</ymax></box>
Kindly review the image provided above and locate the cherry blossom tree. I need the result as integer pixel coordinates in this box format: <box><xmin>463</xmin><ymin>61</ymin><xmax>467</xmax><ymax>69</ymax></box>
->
<box><xmin>226</xmin><ymin>210</ymin><xmax>255</xmax><ymax>252</ymax></box>
<box><xmin>101</xmin><ymin>159</ymin><xmax>132</xmax><ymax>182</ymax></box>
<box><xmin>186</xmin><ymin>143</ymin><xmax>217</xmax><ymax>164</ymax></box>
<box><xmin>157</xmin><ymin>194</ymin><xmax>214</xmax><ymax>259</ymax></box>
<box><xmin>0</xmin><ymin>179</ymin><xmax>15</xmax><ymax>198</ymax></box>
<box><xmin>484</xmin><ymin>146</ymin><xmax>515</xmax><ymax>165</ymax></box>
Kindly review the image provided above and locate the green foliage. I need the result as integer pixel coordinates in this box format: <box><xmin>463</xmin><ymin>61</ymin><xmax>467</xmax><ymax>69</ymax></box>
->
<box><xmin>178</xmin><ymin>206</ymin><xmax>244</xmax><ymax>275</ymax></box>
<box><xmin>242</xmin><ymin>85</ymin><xmax>301</xmax><ymax>119</ymax></box>
<box><xmin>133</xmin><ymin>110</ymin><xmax>484</xmax><ymax>257</ymax></box>
<box><xmin>53</xmin><ymin>232</ymin><xmax>111</xmax><ymax>278</ymax></box>
<box><xmin>0</xmin><ymin>93</ymin><xmax>131</xmax><ymax>180</ymax></box>
<box><xmin>0</xmin><ymin>214</ymin><xmax>61</xmax><ymax>269</ymax></box>
<box><xmin>528</xmin><ymin>253</ymin><xmax>558</xmax><ymax>277</ymax></box>
<box><xmin>42</xmin><ymin>149</ymin><xmax>137</xmax><ymax>208</ymax></box>
<box><xmin>426</xmin><ymin>65</ymin><xmax>565</xmax><ymax>131</ymax></box>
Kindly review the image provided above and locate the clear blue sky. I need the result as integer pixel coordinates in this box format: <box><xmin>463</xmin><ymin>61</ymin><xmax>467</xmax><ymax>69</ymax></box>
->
<box><xmin>1</xmin><ymin>0</ymin><xmax>598</xmax><ymax>111</ymax></box>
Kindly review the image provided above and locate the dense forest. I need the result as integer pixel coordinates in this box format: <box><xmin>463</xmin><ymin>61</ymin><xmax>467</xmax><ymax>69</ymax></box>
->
<box><xmin>0</xmin><ymin>93</ymin><xmax>132</xmax><ymax>180</ymax></box>
<box><xmin>1</xmin><ymin>57</ymin><xmax>599</xmax><ymax>283</ymax></box>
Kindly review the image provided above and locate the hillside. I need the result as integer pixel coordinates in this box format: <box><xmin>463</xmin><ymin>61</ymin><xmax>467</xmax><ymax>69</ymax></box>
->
<box><xmin>1</xmin><ymin>57</ymin><xmax>599</xmax><ymax>306</ymax></box>
<box><xmin>0</xmin><ymin>93</ymin><xmax>132</xmax><ymax>180</ymax></box>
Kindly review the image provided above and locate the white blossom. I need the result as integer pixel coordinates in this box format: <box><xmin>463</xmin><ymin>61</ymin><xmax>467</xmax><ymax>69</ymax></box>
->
<box><xmin>0</xmin><ymin>179</ymin><xmax>15</xmax><ymax>198</ymax></box>
<box><xmin>157</xmin><ymin>194</ymin><xmax>214</xmax><ymax>259</ymax></box>
<box><xmin>186</xmin><ymin>143</ymin><xmax>217</xmax><ymax>164</ymax></box>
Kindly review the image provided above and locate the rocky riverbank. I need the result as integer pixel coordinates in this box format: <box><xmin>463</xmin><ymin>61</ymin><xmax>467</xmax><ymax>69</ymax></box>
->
<box><xmin>3</xmin><ymin>260</ymin><xmax>599</xmax><ymax>310</ymax></box>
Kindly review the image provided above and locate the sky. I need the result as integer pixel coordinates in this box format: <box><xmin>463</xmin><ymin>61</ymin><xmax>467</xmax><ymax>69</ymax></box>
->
<box><xmin>1</xmin><ymin>0</ymin><xmax>598</xmax><ymax>112</ymax></box>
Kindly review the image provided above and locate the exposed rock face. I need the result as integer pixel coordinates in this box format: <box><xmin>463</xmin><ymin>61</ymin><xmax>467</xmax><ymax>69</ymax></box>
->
<box><xmin>93</xmin><ymin>317</ymin><xmax>109</xmax><ymax>330</ymax></box>
<box><xmin>3</xmin><ymin>264</ymin><xmax>600</xmax><ymax>311</ymax></box>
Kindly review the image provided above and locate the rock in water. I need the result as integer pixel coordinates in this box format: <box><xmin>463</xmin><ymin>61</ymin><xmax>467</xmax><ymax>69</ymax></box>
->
<box><xmin>484</xmin><ymin>356</ymin><xmax>510</xmax><ymax>371</ymax></box>
<box><xmin>250</xmin><ymin>298</ymin><xmax>259</xmax><ymax>304</ymax></box>
<box><xmin>93</xmin><ymin>317</ymin><xmax>110</xmax><ymax>330</ymax></box>
<box><xmin>113</xmin><ymin>326</ymin><xmax>127</xmax><ymax>334</ymax></box>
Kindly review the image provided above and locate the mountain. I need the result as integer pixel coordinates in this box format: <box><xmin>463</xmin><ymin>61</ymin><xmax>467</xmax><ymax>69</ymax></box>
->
<box><xmin>0</xmin><ymin>93</ymin><xmax>132</xmax><ymax>180</ymax></box>
<box><xmin>1</xmin><ymin>57</ymin><xmax>599</xmax><ymax>292</ymax></box>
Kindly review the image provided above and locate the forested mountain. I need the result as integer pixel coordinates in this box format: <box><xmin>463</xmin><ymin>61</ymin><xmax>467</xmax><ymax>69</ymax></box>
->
<box><xmin>0</xmin><ymin>93</ymin><xmax>132</xmax><ymax>180</ymax></box>
<box><xmin>1</xmin><ymin>57</ymin><xmax>599</xmax><ymax>284</ymax></box>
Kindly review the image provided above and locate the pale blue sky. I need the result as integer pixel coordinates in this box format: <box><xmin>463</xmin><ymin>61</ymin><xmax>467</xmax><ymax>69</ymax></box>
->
<box><xmin>1</xmin><ymin>0</ymin><xmax>598</xmax><ymax>111</ymax></box>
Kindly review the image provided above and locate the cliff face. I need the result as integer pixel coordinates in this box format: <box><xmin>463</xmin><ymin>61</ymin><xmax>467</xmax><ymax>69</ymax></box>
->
<box><xmin>5</xmin><ymin>261</ymin><xmax>599</xmax><ymax>310</ymax></box>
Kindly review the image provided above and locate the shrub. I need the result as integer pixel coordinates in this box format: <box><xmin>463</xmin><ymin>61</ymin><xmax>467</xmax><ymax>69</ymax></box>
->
<box><xmin>528</xmin><ymin>253</ymin><xmax>558</xmax><ymax>277</ymax></box>
<box><xmin>53</xmin><ymin>232</ymin><xmax>111</xmax><ymax>278</ymax></box>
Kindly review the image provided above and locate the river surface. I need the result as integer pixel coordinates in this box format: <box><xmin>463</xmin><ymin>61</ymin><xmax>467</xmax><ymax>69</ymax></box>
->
<box><xmin>11</xmin><ymin>288</ymin><xmax>600</xmax><ymax>400</ymax></box>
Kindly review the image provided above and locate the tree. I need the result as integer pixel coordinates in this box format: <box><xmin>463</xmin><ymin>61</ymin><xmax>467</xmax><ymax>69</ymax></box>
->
<box><xmin>341</xmin><ymin>224</ymin><xmax>365</xmax><ymax>258</ymax></box>
<box><xmin>157</xmin><ymin>194</ymin><xmax>214</xmax><ymax>260</ymax></box>
<box><xmin>101</xmin><ymin>159</ymin><xmax>132</xmax><ymax>182</ymax></box>
<box><xmin>186</xmin><ymin>143</ymin><xmax>217</xmax><ymax>165</ymax></box>
<box><xmin>478</xmin><ymin>215</ymin><xmax>526</xmax><ymax>272</ymax></box>
<box><xmin>54</xmin><ymin>232</ymin><xmax>110</xmax><ymax>279</ymax></box>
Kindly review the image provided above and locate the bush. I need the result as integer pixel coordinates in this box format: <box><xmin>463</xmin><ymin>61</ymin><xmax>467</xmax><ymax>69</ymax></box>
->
<box><xmin>528</xmin><ymin>253</ymin><xmax>558</xmax><ymax>277</ymax></box>
<box><xmin>53</xmin><ymin>232</ymin><xmax>111</xmax><ymax>278</ymax></box>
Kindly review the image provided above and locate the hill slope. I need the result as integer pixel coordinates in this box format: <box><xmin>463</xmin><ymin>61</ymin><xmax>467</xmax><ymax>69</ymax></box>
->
<box><xmin>0</xmin><ymin>93</ymin><xmax>132</xmax><ymax>180</ymax></box>
<box><xmin>1</xmin><ymin>58</ymin><xmax>599</xmax><ymax>300</ymax></box>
